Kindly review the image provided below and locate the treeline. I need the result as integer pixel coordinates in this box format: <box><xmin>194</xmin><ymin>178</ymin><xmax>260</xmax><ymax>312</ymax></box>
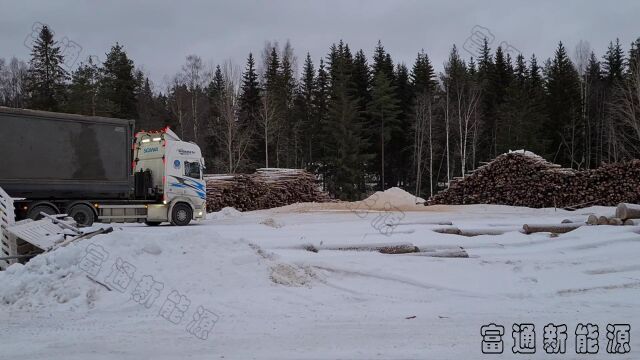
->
<box><xmin>2</xmin><ymin>25</ymin><xmax>640</xmax><ymax>200</ymax></box>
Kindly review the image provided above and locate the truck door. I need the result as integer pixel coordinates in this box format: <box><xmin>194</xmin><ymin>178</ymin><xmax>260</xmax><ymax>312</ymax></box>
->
<box><xmin>166</xmin><ymin>158</ymin><xmax>205</xmax><ymax>202</ymax></box>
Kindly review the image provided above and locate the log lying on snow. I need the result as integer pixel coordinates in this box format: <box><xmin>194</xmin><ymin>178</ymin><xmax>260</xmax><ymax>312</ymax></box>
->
<box><xmin>302</xmin><ymin>242</ymin><xmax>420</xmax><ymax>254</ymax></box>
<box><xmin>205</xmin><ymin>168</ymin><xmax>331</xmax><ymax>212</ymax></box>
<box><xmin>608</xmin><ymin>217</ymin><xmax>624</xmax><ymax>226</ymax></box>
<box><xmin>433</xmin><ymin>226</ymin><xmax>521</xmax><ymax>236</ymax></box>
<box><xmin>522</xmin><ymin>222</ymin><xmax>584</xmax><ymax>234</ymax></box>
<box><xmin>615</xmin><ymin>203</ymin><xmax>640</xmax><ymax>220</ymax></box>
<box><xmin>624</xmin><ymin>219</ymin><xmax>640</xmax><ymax>226</ymax></box>
<box><xmin>428</xmin><ymin>151</ymin><xmax>640</xmax><ymax>209</ymax></box>
<box><xmin>299</xmin><ymin>243</ymin><xmax>468</xmax><ymax>257</ymax></box>
<box><xmin>586</xmin><ymin>215</ymin><xmax>599</xmax><ymax>225</ymax></box>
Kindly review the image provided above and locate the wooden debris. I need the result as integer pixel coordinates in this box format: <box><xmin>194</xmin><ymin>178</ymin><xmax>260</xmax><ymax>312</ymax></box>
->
<box><xmin>428</xmin><ymin>152</ymin><xmax>640</xmax><ymax>208</ymax></box>
<box><xmin>205</xmin><ymin>168</ymin><xmax>331</xmax><ymax>212</ymax></box>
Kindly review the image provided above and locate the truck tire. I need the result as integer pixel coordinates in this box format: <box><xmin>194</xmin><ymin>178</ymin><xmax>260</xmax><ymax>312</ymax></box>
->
<box><xmin>69</xmin><ymin>204</ymin><xmax>95</xmax><ymax>227</ymax></box>
<box><xmin>171</xmin><ymin>203</ymin><xmax>192</xmax><ymax>226</ymax></box>
<box><xmin>27</xmin><ymin>204</ymin><xmax>57</xmax><ymax>220</ymax></box>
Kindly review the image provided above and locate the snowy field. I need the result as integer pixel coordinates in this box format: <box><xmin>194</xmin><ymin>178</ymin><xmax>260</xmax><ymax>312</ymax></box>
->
<box><xmin>1</xmin><ymin>191</ymin><xmax>639</xmax><ymax>359</ymax></box>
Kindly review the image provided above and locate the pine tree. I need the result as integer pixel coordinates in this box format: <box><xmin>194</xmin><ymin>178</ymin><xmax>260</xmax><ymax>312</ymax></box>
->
<box><xmin>26</xmin><ymin>25</ymin><xmax>68</xmax><ymax>111</ymax></box>
<box><xmin>99</xmin><ymin>43</ymin><xmax>138</xmax><ymax>119</ymax></box>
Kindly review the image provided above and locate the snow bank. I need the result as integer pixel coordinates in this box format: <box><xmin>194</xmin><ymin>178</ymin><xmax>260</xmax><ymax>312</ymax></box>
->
<box><xmin>1</xmin><ymin>235</ymin><xmax>111</xmax><ymax>310</ymax></box>
<box><xmin>206</xmin><ymin>206</ymin><xmax>242</xmax><ymax>220</ymax></box>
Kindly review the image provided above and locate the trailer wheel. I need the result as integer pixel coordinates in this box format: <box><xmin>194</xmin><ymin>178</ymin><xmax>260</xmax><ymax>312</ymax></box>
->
<box><xmin>27</xmin><ymin>204</ymin><xmax>58</xmax><ymax>220</ymax></box>
<box><xmin>69</xmin><ymin>204</ymin><xmax>95</xmax><ymax>227</ymax></box>
<box><xmin>171</xmin><ymin>203</ymin><xmax>192</xmax><ymax>226</ymax></box>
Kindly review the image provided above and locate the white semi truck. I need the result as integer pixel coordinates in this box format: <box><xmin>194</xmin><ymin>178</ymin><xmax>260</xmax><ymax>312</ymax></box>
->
<box><xmin>0</xmin><ymin>107</ymin><xmax>206</xmax><ymax>226</ymax></box>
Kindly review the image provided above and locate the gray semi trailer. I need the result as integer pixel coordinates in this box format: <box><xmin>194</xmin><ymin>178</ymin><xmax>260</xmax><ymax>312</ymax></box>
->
<box><xmin>0</xmin><ymin>107</ymin><xmax>206</xmax><ymax>226</ymax></box>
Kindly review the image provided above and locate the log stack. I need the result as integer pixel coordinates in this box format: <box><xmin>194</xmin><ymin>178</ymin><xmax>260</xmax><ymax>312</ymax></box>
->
<box><xmin>428</xmin><ymin>151</ymin><xmax>640</xmax><ymax>208</ymax></box>
<box><xmin>205</xmin><ymin>168</ymin><xmax>331</xmax><ymax>212</ymax></box>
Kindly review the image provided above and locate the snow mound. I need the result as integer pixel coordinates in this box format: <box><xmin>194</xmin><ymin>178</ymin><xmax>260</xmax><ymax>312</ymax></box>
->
<box><xmin>207</xmin><ymin>206</ymin><xmax>243</xmax><ymax>220</ymax></box>
<box><xmin>0</xmin><ymin>238</ymin><xmax>105</xmax><ymax>310</ymax></box>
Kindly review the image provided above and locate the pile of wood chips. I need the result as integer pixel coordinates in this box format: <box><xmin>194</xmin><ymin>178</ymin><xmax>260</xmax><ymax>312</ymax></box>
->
<box><xmin>205</xmin><ymin>168</ymin><xmax>331</xmax><ymax>212</ymax></box>
<box><xmin>428</xmin><ymin>151</ymin><xmax>640</xmax><ymax>208</ymax></box>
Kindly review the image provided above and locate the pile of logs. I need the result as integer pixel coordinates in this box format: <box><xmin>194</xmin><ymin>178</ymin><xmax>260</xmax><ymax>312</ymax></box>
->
<box><xmin>428</xmin><ymin>151</ymin><xmax>640</xmax><ymax>208</ymax></box>
<box><xmin>586</xmin><ymin>203</ymin><xmax>640</xmax><ymax>226</ymax></box>
<box><xmin>205</xmin><ymin>168</ymin><xmax>331</xmax><ymax>212</ymax></box>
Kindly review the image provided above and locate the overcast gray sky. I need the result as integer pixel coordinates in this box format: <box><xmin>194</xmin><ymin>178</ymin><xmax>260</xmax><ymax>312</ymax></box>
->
<box><xmin>1</xmin><ymin>0</ymin><xmax>638</xmax><ymax>88</ymax></box>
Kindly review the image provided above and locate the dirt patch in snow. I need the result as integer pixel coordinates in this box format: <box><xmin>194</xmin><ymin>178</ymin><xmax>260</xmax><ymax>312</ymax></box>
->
<box><xmin>260</xmin><ymin>217</ymin><xmax>284</xmax><ymax>228</ymax></box>
<box><xmin>269</xmin><ymin>263</ymin><xmax>316</xmax><ymax>287</ymax></box>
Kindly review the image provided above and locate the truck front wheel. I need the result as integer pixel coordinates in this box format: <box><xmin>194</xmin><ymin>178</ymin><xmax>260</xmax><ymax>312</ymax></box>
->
<box><xmin>171</xmin><ymin>203</ymin><xmax>192</xmax><ymax>226</ymax></box>
<box><xmin>69</xmin><ymin>204</ymin><xmax>96</xmax><ymax>227</ymax></box>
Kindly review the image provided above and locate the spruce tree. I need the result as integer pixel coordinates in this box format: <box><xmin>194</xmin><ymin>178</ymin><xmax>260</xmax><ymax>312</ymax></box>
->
<box><xmin>324</xmin><ymin>79</ymin><xmax>370</xmax><ymax>200</ymax></box>
<box><xmin>368</xmin><ymin>70</ymin><xmax>399</xmax><ymax>190</ymax></box>
<box><xmin>297</xmin><ymin>53</ymin><xmax>317</xmax><ymax>165</ymax></box>
<box><xmin>67</xmin><ymin>57</ymin><xmax>100</xmax><ymax>115</ymax></box>
<box><xmin>545</xmin><ymin>42</ymin><xmax>582</xmax><ymax>166</ymax></box>
<box><xmin>27</xmin><ymin>25</ymin><xmax>68</xmax><ymax>111</ymax></box>
<box><xmin>390</xmin><ymin>63</ymin><xmax>412</xmax><ymax>188</ymax></box>
<box><xmin>239</xmin><ymin>53</ymin><xmax>260</xmax><ymax>127</ymax></box>
<box><xmin>603</xmin><ymin>39</ymin><xmax>625</xmax><ymax>86</ymax></box>
<box><xmin>203</xmin><ymin>65</ymin><xmax>225</xmax><ymax>168</ymax></box>
<box><xmin>351</xmin><ymin>49</ymin><xmax>371</xmax><ymax>112</ymax></box>
<box><xmin>313</xmin><ymin>58</ymin><xmax>330</xmax><ymax>174</ymax></box>
<box><xmin>99</xmin><ymin>43</ymin><xmax>138</xmax><ymax>119</ymax></box>
<box><xmin>411</xmin><ymin>50</ymin><xmax>437</xmax><ymax>96</ymax></box>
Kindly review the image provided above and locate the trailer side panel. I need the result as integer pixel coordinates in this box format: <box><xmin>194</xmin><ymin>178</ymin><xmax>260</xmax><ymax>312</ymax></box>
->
<box><xmin>0</xmin><ymin>108</ymin><xmax>134</xmax><ymax>199</ymax></box>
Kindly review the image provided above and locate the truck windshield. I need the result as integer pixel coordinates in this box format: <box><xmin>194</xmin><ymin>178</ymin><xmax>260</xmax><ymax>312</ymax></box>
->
<box><xmin>184</xmin><ymin>161</ymin><xmax>201</xmax><ymax>179</ymax></box>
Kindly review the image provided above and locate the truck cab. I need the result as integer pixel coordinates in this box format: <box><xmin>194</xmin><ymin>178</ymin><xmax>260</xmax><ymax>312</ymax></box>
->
<box><xmin>133</xmin><ymin>128</ymin><xmax>206</xmax><ymax>225</ymax></box>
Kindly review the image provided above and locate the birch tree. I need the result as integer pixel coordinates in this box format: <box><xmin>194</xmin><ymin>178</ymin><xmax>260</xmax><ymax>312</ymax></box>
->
<box><xmin>182</xmin><ymin>55</ymin><xmax>206</xmax><ymax>143</ymax></box>
<box><xmin>216</xmin><ymin>61</ymin><xmax>253</xmax><ymax>173</ymax></box>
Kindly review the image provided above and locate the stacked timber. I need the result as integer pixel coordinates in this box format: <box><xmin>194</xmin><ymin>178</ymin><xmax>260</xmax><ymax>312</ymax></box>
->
<box><xmin>205</xmin><ymin>168</ymin><xmax>331</xmax><ymax>211</ymax></box>
<box><xmin>428</xmin><ymin>151</ymin><xmax>640</xmax><ymax>208</ymax></box>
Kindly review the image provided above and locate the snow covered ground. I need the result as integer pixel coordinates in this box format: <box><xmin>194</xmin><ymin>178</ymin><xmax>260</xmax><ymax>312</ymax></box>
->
<box><xmin>1</xmin><ymin>193</ymin><xmax>639</xmax><ymax>359</ymax></box>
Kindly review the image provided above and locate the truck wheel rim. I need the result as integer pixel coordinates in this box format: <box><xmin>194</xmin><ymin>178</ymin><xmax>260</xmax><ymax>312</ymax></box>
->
<box><xmin>75</xmin><ymin>213</ymin><xmax>87</xmax><ymax>224</ymax></box>
<box><xmin>177</xmin><ymin>209</ymin><xmax>188</xmax><ymax>222</ymax></box>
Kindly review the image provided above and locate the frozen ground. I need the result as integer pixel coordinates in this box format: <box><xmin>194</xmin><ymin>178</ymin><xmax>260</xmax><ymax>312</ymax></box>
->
<box><xmin>1</xmin><ymin>196</ymin><xmax>639</xmax><ymax>359</ymax></box>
